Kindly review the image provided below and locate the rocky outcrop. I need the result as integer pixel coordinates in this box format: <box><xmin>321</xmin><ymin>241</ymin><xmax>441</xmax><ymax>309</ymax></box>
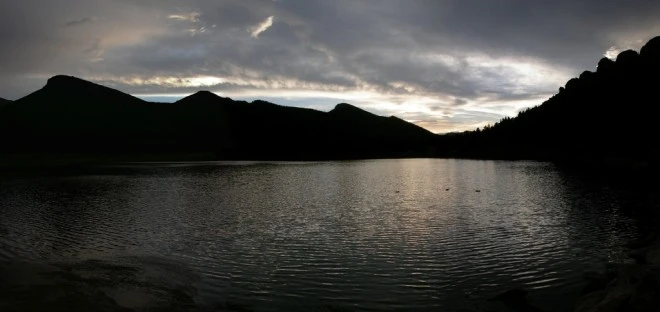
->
<box><xmin>575</xmin><ymin>235</ymin><xmax>660</xmax><ymax>312</ymax></box>
<box><xmin>640</xmin><ymin>36</ymin><xmax>660</xmax><ymax>65</ymax></box>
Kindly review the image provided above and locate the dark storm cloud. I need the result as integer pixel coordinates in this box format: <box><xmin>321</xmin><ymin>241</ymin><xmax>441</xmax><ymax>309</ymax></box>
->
<box><xmin>2</xmin><ymin>0</ymin><xmax>660</xmax><ymax>132</ymax></box>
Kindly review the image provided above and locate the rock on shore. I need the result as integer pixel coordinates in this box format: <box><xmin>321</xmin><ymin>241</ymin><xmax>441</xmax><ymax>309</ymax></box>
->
<box><xmin>575</xmin><ymin>234</ymin><xmax>660</xmax><ymax>312</ymax></box>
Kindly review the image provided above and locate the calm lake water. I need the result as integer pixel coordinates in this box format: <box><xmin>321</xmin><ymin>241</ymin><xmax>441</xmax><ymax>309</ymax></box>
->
<box><xmin>0</xmin><ymin>159</ymin><xmax>656</xmax><ymax>311</ymax></box>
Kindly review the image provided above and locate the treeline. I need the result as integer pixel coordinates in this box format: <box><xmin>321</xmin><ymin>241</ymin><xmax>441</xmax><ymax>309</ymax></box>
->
<box><xmin>436</xmin><ymin>36</ymin><xmax>660</xmax><ymax>164</ymax></box>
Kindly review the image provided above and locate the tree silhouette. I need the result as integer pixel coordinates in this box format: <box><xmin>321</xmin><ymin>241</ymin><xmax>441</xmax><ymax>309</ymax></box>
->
<box><xmin>435</xmin><ymin>36</ymin><xmax>660</xmax><ymax>166</ymax></box>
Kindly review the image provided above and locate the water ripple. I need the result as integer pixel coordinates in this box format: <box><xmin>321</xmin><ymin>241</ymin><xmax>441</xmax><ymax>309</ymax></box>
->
<box><xmin>0</xmin><ymin>159</ymin><xmax>644</xmax><ymax>311</ymax></box>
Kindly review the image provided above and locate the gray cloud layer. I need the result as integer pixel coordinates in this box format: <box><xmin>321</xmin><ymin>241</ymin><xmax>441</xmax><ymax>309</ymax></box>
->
<box><xmin>2</xmin><ymin>0</ymin><xmax>660</xmax><ymax>132</ymax></box>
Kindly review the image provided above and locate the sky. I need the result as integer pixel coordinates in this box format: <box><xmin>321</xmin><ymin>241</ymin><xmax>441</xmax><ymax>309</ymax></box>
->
<box><xmin>2</xmin><ymin>0</ymin><xmax>660</xmax><ymax>133</ymax></box>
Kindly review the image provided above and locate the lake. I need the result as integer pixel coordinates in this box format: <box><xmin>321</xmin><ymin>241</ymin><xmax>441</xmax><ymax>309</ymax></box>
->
<box><xmin>0</xmin><ymin>159</ymin><xmax>655</xmax><ymax>311</ymax></box>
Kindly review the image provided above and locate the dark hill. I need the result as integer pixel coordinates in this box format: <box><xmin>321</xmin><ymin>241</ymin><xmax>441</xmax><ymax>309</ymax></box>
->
<box><xmin>0</xmin><ymin>77</ymin><xmax>437</xmax><ymax>160</ymax></box>
<box><xmin>329</xmin><ymin>103</ymin><xmax>435</xmax><ymax>156</ymax></box>
<box><xmin>0</xmin><ymin>97</ymin><xmax>10</xmax><ymax>108</ymax></box>
<box><xmin>438</xmin><ymin>36</ymin><xmax>660</xmax><ymax>165</ymax></box>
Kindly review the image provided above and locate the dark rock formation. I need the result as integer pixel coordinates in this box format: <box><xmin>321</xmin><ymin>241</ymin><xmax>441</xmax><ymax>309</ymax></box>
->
<box><xmin>615</xmin><ymin>49</ymin><xmax>640</xmax><ymax>67</ymax></box>
<box><xmin>597</xmin><ymin>57</ymin><xmax>616</xmax><ymax>73</ymax></box>
<box><xmin>641</xmin><ymin>37</ymin><xmax>660</xmax><ymax>61</ymax></box>
<box><xmin>576</xmin><ymin>236</ymin><xmax>660</xmax><ymax>312</ymax></box>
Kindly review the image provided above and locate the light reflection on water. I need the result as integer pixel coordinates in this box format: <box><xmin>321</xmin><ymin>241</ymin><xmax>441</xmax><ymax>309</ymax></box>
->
<box><xmin>0</xmin><ymin>159</ymin><xmax>650</xmax><ymax>311</ymax></box>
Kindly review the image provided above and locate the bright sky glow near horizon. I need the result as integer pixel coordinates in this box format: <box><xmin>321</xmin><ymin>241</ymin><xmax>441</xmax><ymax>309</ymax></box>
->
<box><xmin>2</xmin><ymin>0</ymin><xmax>660</xmax><ymax>133</ymax></box>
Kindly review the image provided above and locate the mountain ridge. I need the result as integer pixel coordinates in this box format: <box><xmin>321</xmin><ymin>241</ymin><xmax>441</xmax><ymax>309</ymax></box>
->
<box><xmin>21</xmin><ymin>75</ymin><xmax>148</xmax><ymax>105</ymax></box>
<box><xmin>175</xmin><ymin>91</ymin><xmax>231</xmax><ymax>105</ymax></box>
<box><xmin>0</xmin><ymin>77</ymin><xmax>437</xmax><ymax>160</ymax></box>
<box><xmin>2</xmin><ymin>36</ymin><xmax>660</xmax><ymax>164</ymax></box>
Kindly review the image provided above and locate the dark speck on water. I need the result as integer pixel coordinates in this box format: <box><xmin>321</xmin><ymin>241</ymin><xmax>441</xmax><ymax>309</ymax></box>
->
<box><xmin>0</xmin><ymin>159</ymin><xmax>654</xmax><ymax>311</ymax></box>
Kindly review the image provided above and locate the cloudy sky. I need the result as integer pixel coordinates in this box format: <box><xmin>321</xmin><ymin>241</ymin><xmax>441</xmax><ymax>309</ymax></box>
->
<box><xmin>2</xmin><ymin>0</ymin><xmax>660</xmax><ymax>133</ymax></box>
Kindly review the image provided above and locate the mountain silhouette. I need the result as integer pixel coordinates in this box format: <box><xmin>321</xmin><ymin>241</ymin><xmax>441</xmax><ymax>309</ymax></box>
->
<box><xmin>0</xmin><ymin>76</ymin><xmax>437</xmax><ymax>160</ymax></box>
<box><xmin>436</xmin><ymin>36</ymin><xmax>660</xmax><ymax>166</ymax></box>
<box><xmin>3</xmin><ymin>36</ymin><xmax>660</xmax><ymax>163</ymax></box>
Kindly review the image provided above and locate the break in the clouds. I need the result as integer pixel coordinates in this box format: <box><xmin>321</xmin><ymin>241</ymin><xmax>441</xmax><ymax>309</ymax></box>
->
<box><xmin>2</xmin><ymin>0</ymin><xmax>660</xmax><ymax>133</ymax></box>
<box><xmin>168</xmin><ymin>12</ymin><xmax>201</xmax><ymax>23</ymax></box>
<box><xmin>249</xmin><ymin>16</ymin><xmax>274</xmax><ymax>38</ymax></box>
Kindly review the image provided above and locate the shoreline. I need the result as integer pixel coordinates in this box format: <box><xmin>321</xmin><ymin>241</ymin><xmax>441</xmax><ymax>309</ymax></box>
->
<box><xmin>489</xmin><ymin>232</ymin><xmax>660</xmax><ymax>312</ymax></box>
<box><xmin>573</xmin><ymin>233</ymin><xmax>660</xmax><ymax>311</ymax></box>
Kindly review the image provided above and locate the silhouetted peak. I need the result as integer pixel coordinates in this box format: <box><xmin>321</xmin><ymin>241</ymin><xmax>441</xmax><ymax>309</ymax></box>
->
<box><xmin>615</xmin><ymin>49</ymin><xmax>640</xmax><ymax>66</ymax></box>
<box><xmin>330</xmin><ymin>103</ymin><xmax>373</xmax><ymax>116</ymax></box>
<box><xmin>25</xmin><ymin>75</ymin><xmax>145</xmax><ymax>104</ymax></box>
<box><xmin>176</xmin><ymin>91</ymin><xmax>228</xmax><ymax>104</ymax></box>
<box><xmin>640</xmin><ymin>36</ymin><xmax>660</xmax><ymax>61</ymax></box>
<box><xmin>46</xmin><ymin>75</ymin><xmax>95</xmax><ymax>88</ymax></box>
<box><xmin>191</xmin><ymin>90</ymin><xmax>221</xmax><ymax>100</ymax></box>
<box><xmin>251</xmin><ymin>100</ymin><xmax>279</xmax><ymax>106</ymax></box>
<box><xmin>334</xmin><ymin>103</ymin><xmax>357</xmax><ymax>110</ymax></box>
<box><xmin>597</xmin><ymin>57</ymin><xmax>616</xmax><ymax>73</ymax></box>
<box><xmin>42</xmin><ymin>75</ymin><xmax>138</xmax><ymax>97</ymax></box>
